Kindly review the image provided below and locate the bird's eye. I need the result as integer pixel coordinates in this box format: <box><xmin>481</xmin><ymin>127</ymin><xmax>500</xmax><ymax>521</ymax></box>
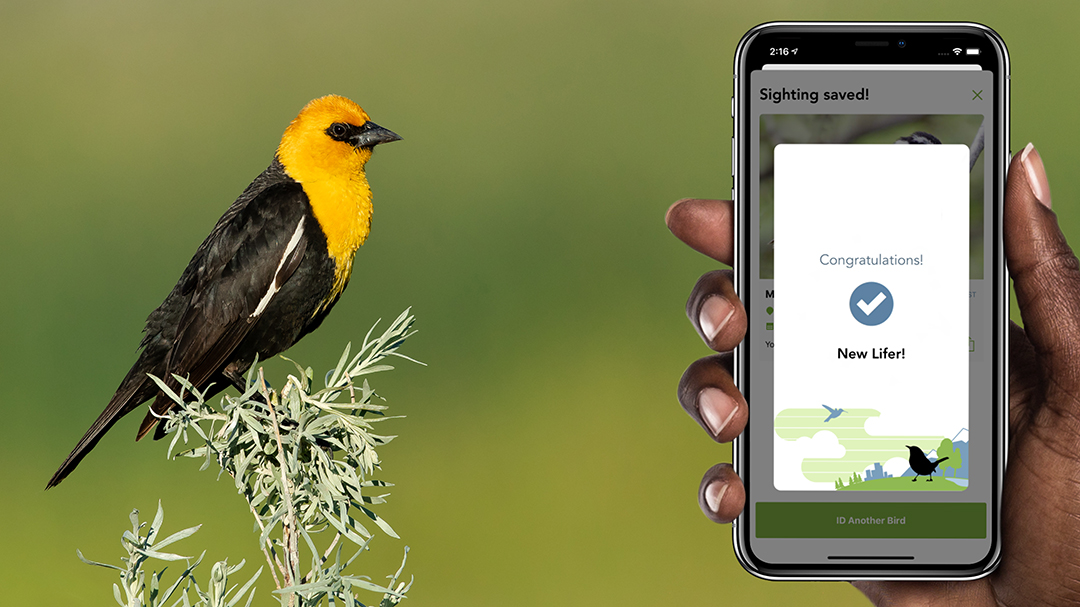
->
<box><xmin>329</xmin><ymin>123</ymin><xmax>348</xmax><ymax>138</ymax></box>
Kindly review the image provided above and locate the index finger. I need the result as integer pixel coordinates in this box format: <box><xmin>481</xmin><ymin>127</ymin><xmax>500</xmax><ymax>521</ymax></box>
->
<box><xmin>665</xmin><ymin>198</ymin><xmax>735</xmax><ymax>266</ymax></box>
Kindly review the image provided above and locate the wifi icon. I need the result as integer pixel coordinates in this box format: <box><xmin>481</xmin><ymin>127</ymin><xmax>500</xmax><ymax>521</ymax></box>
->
<box><xmin>952</xmin><ymin>48</ymin><xmax>962</xmax><ymax>55</ymax></box>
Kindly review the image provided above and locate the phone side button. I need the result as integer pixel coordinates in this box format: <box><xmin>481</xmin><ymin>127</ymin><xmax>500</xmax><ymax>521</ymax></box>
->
<box><xmin>731</xmin><ymin>137</ymin><xmax>736</xmax><ymax>177</ymax></box>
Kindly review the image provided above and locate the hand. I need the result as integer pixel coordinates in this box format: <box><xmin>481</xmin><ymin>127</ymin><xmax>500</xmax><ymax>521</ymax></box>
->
<box><xmin>667</xmin><ymin>144</ymin><xmax>1080</xmax><ymax>606</ymax></box>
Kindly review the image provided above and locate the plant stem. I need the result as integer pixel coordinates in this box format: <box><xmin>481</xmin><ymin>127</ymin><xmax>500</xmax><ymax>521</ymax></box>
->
<box><xmin>301</xmin><ymin>532</ymin><xmax>342</xmax><ymax>584</ymax></box>
<box><xmin>261</xmin><ymin>368</ymin><xmax>299</xmax><ymax>606</ymax></box>
<box><xmin>247</xmin><ymin>499</ymin><xmax>285</xmax><ymax>590</ymax></box>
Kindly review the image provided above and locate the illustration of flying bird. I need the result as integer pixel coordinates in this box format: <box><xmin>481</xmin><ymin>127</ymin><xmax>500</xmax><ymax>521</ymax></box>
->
<box><xmin>822</xmin><ymin>405</ymin><xmax>846</xmax><ymax>423</ymax></box>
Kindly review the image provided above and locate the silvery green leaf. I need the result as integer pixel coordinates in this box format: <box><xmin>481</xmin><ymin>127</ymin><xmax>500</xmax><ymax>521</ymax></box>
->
<box><xmin>112</xmin><ymin>583</ymin><xmax>124</xmax><ymax>607</ymax></box>
<box><xmin>386</xmin><ymin>546</ymin><xmax>411</xmax><ymax>589</ymax></box>
<box><xmin>359</xmin><ymin>505</ymin><xmax>399</xmax><ymax>539</ymax></box>
<box><xmin>340</xmin><ymin>575</ymin><xmax>396</xmax><ymax>594</ymax></box>
<box><xmin>288</xmin><ymin>387</ymin><xmax>302</xmax><ymax>419</ymax></box>
<box><xmin>134</xmin><ymin>547</ymin><xmax>191</xmax><ymax>561</ymax></box>
<box><xmin>149</xmin><ymin>568</ymin><xmax>162</xmax><ymax>603</ymax></box>
<box><xmin>148</xmin><ymin>501</ymin><xmax>165</xmax><ymax>545</ymax></box>
<box><xmin>171</xmin><ymin>375</ymin><xmax>202</xmax><ymax>402</ymax></box>
<box><xmin>123</xmin><ymin>529</ymin><xmax>140</xmax><ymax>547</ymax></box>
<box><xmin>225</xmin><ymin>559</ymin><xmax>247</xmax><ymax>577</ymax></box>
<box><xmin>388</xmin><ymin>351</ymin><xmax>426</xmax><ymax>366</ymax></box>
<box><xmin>357</xmin><ymin>322</ymin><xmax>380</xmax><ymax>356</ymax></box>
<box><xmin>297</xmin><ymin>526</ymin><xmax>320</xmax><ymax>564</ymax></box>
<box><xmin>275</xmin><ymin>579</ymin><xmax>330</xmax><ymax>595</ymax></box>
<box><xmin>244</xmin><ymin>355</ymin><xmax>259</xmax><ymax>385</ymax></box>
<box><xmin>208</xmin><ymin>560</ymin><xmax>229</xmax><ymax>603</ymax></box>
<box><xmin>352</xmin><ymin>365</ymin><xmax>394</xmax><ymax>377</ymax></box>
<box><xmin>150</xmin><ymin>524</ymin><xmax>202</xmax><ymax>552</ymax></box>
<box><xmin>343</xmin><ymin>537</ymin><xmax>374</xmax><ymax>568</ymax></box>
<box><xmin>77</xmin><ymin>549</ymin><xmax>124</xmax><ymax>571</ymax></box>
<box><xmin>325</xmin><ymin>512</ymin><xmax>370</xmax><ymax>546</ymax></box>
<box><xmin>226</xmin><ymin>566</ymin><xmax>262</xmax><ymax>607</ymax></box>
<box><xmin>168</xmin><ymin>425</ymin><xmax>185</xmax><ymax>457</ymax></box>
<box><xmin>258</xmin><ymin>506</ymin><xmax>286</xmax><ymax>548</ymax></box>
<box><xmin>160</xmin><ymin>551</ymin><xmax>204</xmax><ymax>605</ymax></box>
<box><xmin>234</xmin><ymin>447</ymin><xmax>255</xmax><ymax>482</ymax></box>
<box><xmin>280</xmin><ymin>354</ymin><xmax>306</xmax><ymax>381</ymax></box>
<box><xmin>328</xmin><ymin>343</ymin><xmax>349</xmax><ymax>384</ymax></box>
<box><xmin>147</xmin><ymin>374</ymin><xmax>185</xmax><ymax>406</ymax></box>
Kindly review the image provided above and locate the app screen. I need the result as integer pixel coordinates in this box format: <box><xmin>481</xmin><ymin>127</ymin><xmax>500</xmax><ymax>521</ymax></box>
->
<box><xmin>746</xmin><ymin>65</ymin><xmax>995</xmax><ymax>554</ymax></box>
<box><xmin>773</xmin><ymin>144</ymin><xmax>969</xmax><ymax>491</ymax></box>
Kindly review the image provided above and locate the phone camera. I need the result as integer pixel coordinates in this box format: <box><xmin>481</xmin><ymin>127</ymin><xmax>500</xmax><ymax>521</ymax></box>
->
<box><xmin>897</xmin><ymin>39</ymin><xmax>906</xmax><ymax>48</ymax></box>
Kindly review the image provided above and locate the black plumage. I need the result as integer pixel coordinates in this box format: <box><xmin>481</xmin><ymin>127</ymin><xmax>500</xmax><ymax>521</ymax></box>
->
<box><xmin>47</xmin><ymin>161</ymin><xmax>339</xmax><ymax>488</ymax></box>
<box><xmin>906</xmin><ymin>445</ymin><xmax>949</xmax><ymax>482</ymax></box>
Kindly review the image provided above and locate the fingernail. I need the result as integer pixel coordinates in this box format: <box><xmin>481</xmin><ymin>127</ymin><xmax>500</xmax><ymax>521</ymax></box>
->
<box><xmin>699</xmin><ymin>295</ymin><xmax>735</xmax><ymax>342</ymax></box>
<box><xmin>699</xmin><ymin>387</ymin><xmax>738</xmax><ymax>437</ymax></box>
<box><xmin>1020</xmin><ymin>143</ymin><xmax>1052</xmax><ymax>209</ymax></box>
<box><xmin>665</xmin><ymin>198</ymin><xmax>689</xmax><ymax>227</ymax></box>
<box><xmin>704</xmin><ymin>480</ymin><xmax>729</xmax><ymax>513</ymax></box>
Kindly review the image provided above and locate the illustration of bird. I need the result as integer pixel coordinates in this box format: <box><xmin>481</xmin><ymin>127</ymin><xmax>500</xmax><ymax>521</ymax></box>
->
<box><xmin>46</xmin><ymin>95</ymin><xmax>401</xmax><ymax>489</ymax></box>
<box><xmin>822</xmin><ymin>405</ymin><xmax>846</xmax><ymax>423</ymax></box>
<box><xmin>905</xmin><ymin>445</ymin><xmax>949</xmax><ymax>482</ymax></box>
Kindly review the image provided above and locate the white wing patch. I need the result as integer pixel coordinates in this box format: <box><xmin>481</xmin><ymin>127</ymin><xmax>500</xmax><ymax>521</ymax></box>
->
<box><xmin>251</xmin><ymin>216</ymin><xmax>305</xmax><ymax>319</ymax></box>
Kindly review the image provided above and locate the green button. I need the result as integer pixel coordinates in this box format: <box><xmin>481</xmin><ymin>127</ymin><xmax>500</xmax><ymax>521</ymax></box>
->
<box><xmin>755</xmin><ymin>502</ymin><xmax>986</xmax><ymax>539</ymax></box>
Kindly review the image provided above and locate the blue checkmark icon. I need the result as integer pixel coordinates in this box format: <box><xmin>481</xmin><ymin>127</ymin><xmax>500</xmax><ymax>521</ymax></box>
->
<box><xmin>849</xmin><ymin>282</ymin><xmax>893</xmax><ymax>326</ymax></box>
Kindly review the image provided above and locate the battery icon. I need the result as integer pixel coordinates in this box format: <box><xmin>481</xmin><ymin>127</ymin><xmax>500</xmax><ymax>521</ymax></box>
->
<box><xmin>966</xmin><ymin>48</ymin><xmax>981</xmax><ymax>55</ymax></box>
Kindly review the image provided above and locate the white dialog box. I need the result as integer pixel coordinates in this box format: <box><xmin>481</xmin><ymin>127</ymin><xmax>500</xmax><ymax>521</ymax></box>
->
<box><xmin>771</xmin><ymin>144</ymin><xmax>969</xmax><ymax>491</ymax></box>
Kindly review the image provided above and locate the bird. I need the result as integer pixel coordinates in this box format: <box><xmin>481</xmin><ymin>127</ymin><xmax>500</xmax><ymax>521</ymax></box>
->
<box><xmin>905</xmin><ymin>445</ymin><xmax>949</xmax><ymax>482</ymax></box>
<box><xmin>46</xmin><ymin>95</ymin><xmax>401</xmax><ymax>489</ymax></box>
<box><xmin>821</xmin><ymin>405</ymin><xmax>846</xmax><ymax>423</ymax></box>
<box><xmin>894</xmin><ymin>131</ymin><xmax>941</xmax><ymax>145</ymax></box>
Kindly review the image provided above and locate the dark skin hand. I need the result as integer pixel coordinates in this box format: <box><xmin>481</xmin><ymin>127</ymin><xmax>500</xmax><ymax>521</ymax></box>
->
<box><xmin>668</xmin><ymin>144</ymin><xmax>1080</xmax><ymax>606</ymax></box>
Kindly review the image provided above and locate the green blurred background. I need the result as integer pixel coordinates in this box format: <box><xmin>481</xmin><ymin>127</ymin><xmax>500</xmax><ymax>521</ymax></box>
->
<box><xmin>1</xmin><ymin>1</ymin><xmax>1075</xmax><ymax>604</ymax></box>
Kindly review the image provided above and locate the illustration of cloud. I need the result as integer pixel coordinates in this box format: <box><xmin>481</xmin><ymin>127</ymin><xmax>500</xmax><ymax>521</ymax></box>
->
<box><xmin>775</xmin><ymin>430</ymin><xmax>845</xmax><ymax>491</ymax></box>
<box><xmin>883</xmin><ymin>457</ymin><xmax>910</xmax><ymax>478</ymax></box>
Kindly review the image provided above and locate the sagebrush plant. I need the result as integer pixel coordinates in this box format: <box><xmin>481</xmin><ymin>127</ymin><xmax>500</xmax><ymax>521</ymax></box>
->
<box><xmin>79</xmin><ymin>503</ymin><xmax>262</xmax><ymax>607</ymax></box>
<box><xmin>81</xmin><ymin>309</ymin><xmax>420</xmax><ymax>607</ymax></box>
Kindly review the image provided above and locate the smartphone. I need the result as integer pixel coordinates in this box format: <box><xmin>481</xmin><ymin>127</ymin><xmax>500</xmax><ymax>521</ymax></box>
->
<box><xmin>732</xmin><ymin>22</ymin><xmax>1008</xmax><ymax>579</ymax></box>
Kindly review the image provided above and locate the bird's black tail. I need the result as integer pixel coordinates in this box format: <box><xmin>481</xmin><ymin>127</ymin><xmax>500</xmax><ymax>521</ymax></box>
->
<box><xmin>45</xmin><ymin>372</ymin><xmax>152</xmax><ymax>489</ymax></box>
<box><xmin>933</xmin><ymin>457</ymin><xmax>950</xmax><ymax>469</ymax></box>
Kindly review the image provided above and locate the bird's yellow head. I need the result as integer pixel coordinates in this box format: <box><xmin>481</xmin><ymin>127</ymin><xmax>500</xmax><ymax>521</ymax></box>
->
<box><xmin>276</xmin><ymin>95</ymin><xmax>401</xmax><ymax>303</ymax></box>
<box><xmin>276</xmin><ymin>94</ymin><xmax>401</xmax><ymax>184</ymax></box>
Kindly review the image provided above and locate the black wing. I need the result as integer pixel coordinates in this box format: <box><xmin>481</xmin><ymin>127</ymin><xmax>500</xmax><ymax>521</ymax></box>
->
<box><xmin>136</xmin><ymin>179</ymin><xmax>312</xmax><ymax>437</ymax></box>
<box><xmin>47</xmin><ymin>161</ymin><xmax>318</xmax><ymax>488</ymax></box>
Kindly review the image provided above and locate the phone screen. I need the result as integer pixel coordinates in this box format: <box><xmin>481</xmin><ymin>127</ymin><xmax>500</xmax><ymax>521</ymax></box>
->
<box><xmin>735</xmin><ymin>25</ymin><xmax>1006</xmax><ymax>576</ymax></box>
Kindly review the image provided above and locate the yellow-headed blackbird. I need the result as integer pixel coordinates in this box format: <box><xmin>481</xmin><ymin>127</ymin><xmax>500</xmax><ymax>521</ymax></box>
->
<box><xmin>46</xmin><ymin>95</ymin><xmax>400</xmax><ymax>489</ymax></box>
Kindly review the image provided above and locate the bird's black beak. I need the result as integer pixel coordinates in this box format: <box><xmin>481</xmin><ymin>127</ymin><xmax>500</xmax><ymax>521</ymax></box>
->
<box><xmin>352</xmin><ymin>121</ymin><xmax>402</xmax><ymax>149</ymax></box>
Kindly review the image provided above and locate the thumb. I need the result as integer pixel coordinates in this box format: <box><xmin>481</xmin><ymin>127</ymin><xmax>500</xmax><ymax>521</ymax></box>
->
<box><xmin>1005</xmin><ymin>143</ymin><xmax>1080</xmax><ymax>391</ymax></box>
